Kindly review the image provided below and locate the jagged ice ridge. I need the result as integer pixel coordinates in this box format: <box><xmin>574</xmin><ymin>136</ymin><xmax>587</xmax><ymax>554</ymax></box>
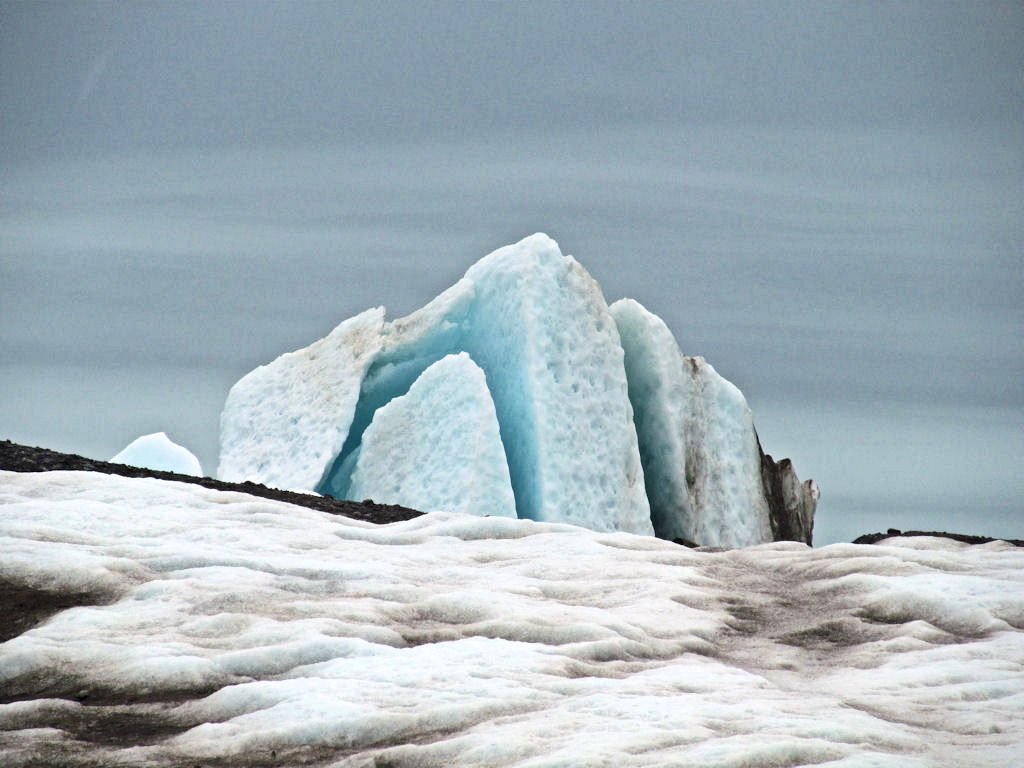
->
<box><xmin>218</xmin><ymin>234</ymin><xmax>816</xmax><ymax>546</ymax></box>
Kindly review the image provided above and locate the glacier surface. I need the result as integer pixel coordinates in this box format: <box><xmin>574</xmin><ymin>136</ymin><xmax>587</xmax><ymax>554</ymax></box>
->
<box><xmin>110</xmin><ymin>431</ymin><xmax>202</xmax><ymax>477</ymax></box>
<box><xmin>1</xmin><ymin>470</ymin><xmax>1021</xmax><ymax>767</ymax></box>
<box><xmin>218</xmin><ymin>234</ymin><xmax>812</xmax><ymax>545</ymax></box>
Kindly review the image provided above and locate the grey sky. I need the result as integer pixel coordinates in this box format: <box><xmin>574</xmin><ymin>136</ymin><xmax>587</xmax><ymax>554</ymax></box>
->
<box><xmin>3</xmin><ymin>1</ymin><xmax>1022</xmax><ymax>161</ymax></box>
<box><xmin>2</xmin><ymin>2</ymin><xmax>1022</xmax><ymax>544</ymax></box>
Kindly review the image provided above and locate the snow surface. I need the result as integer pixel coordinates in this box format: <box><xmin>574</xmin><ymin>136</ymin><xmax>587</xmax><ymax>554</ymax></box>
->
<box><xmin>220</xmin><ymin>233</ymin><xmax>653</xmax><ymax>536</ymax></box>
<box><xmin>110</xmin><ymin>431</ymin><xmax>203</xmax><ymax>476</ymax></box>
<box><xmin>348</xmin><ymin>353</ymin><xmax>516</xmax><ymax>518</ymax></box>
<box><xmin>612</xmin><ymin>299</ymin><xmax>770</xmax><ymax>547</ymax></box>
<box><xmin>2</xmin><ymin>470</ymin><xmax>1022</xmax><ymax>767</ymax></box>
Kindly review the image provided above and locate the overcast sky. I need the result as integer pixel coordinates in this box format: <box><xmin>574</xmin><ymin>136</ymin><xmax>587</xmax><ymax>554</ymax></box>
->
<box><xmin>2</xmin><ymin>1</ymin><xmax>1022</xmax><ymax>544</ymax></box>
<box><xmin>3</xmin><ymin>1</ymin><xmax>1022</xmax><ymax>161</ymax></box>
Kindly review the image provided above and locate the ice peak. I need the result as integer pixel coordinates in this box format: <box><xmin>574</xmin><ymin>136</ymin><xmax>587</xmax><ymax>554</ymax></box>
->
<box><xmin>112</xmin><ymin>431</ymin><xmax>203</xmax><ymax>476</ymax></box>
<box><xmin>470</xmin><ymin>232</ymin><xmax>562</xmax><ymax>269</ymax></box>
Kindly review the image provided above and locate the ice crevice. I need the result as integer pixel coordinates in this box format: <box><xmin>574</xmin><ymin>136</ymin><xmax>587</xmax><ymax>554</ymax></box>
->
<box><xmin>318</xmin><ymin>285</ymin><xmax>475</xmax><ymax>500</ymax></box>
<box><xmin>218</xmin><ymin>233</ymin><xmax>814</xmax><ymax>546</ymax></box>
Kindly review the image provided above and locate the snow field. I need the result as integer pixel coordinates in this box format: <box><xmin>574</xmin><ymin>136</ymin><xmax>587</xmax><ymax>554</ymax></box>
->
<box><xmin>2</xmin><ymin>470</ymin><xmax>1022</xmax><ymax>766</ymax></box>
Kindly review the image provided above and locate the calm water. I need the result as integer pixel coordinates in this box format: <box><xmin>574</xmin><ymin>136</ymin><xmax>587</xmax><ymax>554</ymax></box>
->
<box><xmin>2</xmin><ymin>124</ymin><xmax>1021</xmax><ymax>544</ymax></box>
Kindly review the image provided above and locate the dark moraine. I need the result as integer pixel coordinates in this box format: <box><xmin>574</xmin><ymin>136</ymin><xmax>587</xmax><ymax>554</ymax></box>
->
<box><xmin>4</xmin><ymin>439</ymin><xmax>1018</xmax><ymax>548</ymax></box>
<box><xmin>0</xmin><ymin>438</ymin><xmax>424</xmax><ymax>525</ymax></box>
<box><xmin>853</xmin><ymin>528</ymin><xmax>1024</xmax><ymax>547</ymax></box>
<box><xmin>0</xmin><ymin>437</ymin><xmax>430</xmax><ymax>755</ymax></box>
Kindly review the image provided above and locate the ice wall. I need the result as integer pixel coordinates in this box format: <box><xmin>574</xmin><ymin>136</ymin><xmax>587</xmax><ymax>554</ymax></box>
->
<box><xmin>318</xmin><ymin>280</ymin><xmax>475</xmax><ymax>500</ymax></box>
<box><xmin>218</xmin><ymin>308</ymin><xmax>385</xmax><ymax>490</ymax></box>
<box><xmin>610</xmin><ymin>299</ymin><xmax>694</xmax><ymax>541</ymax></box>
<box><xmin>348</xmin><ymin>353</ymin><xmax>516</xmax><ymax>519</ymax></box>
<box><xmin>454</xmin><ymin>236</ymin><xmax>650</xmax><ymax>533</ymax></box>
<box><xmin>683</xmin><ymin>356</ymin><xmax>772</xmax><ymax>547</ymax></box>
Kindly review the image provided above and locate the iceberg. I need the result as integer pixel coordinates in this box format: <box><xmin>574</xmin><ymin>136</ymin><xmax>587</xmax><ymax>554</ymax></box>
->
<box><xmin>348</xmin><ymin>352</ymin><xmax>517</xmax><ymax>519</ymax></box>
<box><xmin>111</xmin><ymin>431</ymin><xmax>202</xmax><ymax>476</ymax></box>
<box><xmin>218</xmin><ymin>234</ymin><xmax>813</xmax><ymax>544</ymax></box>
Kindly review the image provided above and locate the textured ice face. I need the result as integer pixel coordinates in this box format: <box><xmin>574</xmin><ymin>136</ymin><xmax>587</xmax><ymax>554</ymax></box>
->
<box><xmin>611</xmin><ymin>298</ymin><xmax>695</xmax><ymax>541</ymax></box>
<box><xmin>455</xmin><ymin>235</ymin><xmax>650</xmax><ymax>533</ymax></box>
<box><xmin>318</xmin><ymin>277</ymin><xmax>477</xmax><ymax>500</ymax></box>
<box><xmin>683</xmin><ymin>355</ymin><xmax>772</xmax><ymax>547</ymax></box>
<box><xmin>110</xmin><ymin>431</ymin><xmax>202</xmax><ymax>476</ymax></box>
<box><xmin>348</xmin><ymin>352</ymin><xmax>516</xmax><ymax>519</ymax></box>
<box><xmin>217</xmin><ymin>307</ymin><xmax>386</xmax><ymax>490</ymax></box>
<box><xmin>2</xmin><ymin>471</ymin><xmax>1021</xmax><ymax>767</ymax></box>
<box><xmin>612</xmin><ymin>299</ymin><xmax>771</xmax><ymax>547</ymax></box>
